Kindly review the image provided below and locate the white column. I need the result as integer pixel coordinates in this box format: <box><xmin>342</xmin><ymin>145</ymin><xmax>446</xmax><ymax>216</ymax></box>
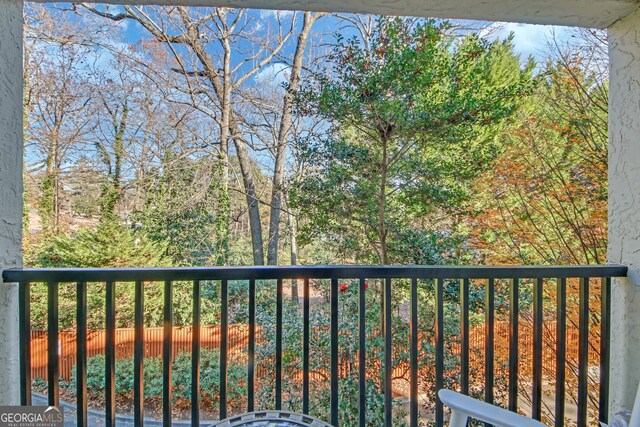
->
<box><xmin>0</xmin><ymin>0</ymin><xmax>23</xmax><ymax>406</ymax></box>
<box><xmin>608</xmin><ymin>8</ymin><xmax>640</xmax><ymax>417</ymax></box>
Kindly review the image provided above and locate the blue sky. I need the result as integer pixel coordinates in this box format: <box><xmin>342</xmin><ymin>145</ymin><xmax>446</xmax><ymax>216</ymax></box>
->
<box><xmin>476</xmin><ymin>21</ymin><xmax>572</xmax><ymax>60</ymax></box>
<box><xmin>26</xmin><ymin>4</ymin><xmax>583</xmax><ymax>170</ymax></box>
<box><xmin>254</xmin><ymin>14</ymin><xmax>574</xmax><ymax>87</ymax></box>
<box><xmin>105</xmin><ymin>6</ymin><xmax>573</xmax><ymax>62</ymax></box>
<box><xmin>37</xmin><ymin>5</ymin><xmax>581</xmax><ymax>91</ymax></box>
<box><xmin>249</xmin><ymin>9</ymin><xmax>573</xmax><ymax>59</ymax></box>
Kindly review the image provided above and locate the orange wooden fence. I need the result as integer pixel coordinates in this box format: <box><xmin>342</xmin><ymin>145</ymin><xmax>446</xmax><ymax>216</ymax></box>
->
<box><xmin>31</xmin><ymin>320</ymin><xmax>599</xmax><ymax>384</ymax></box>
<box><xmin>31</xmin><ymin>325</ymin><xmax>253</xmax><ymax>380</ymax></box>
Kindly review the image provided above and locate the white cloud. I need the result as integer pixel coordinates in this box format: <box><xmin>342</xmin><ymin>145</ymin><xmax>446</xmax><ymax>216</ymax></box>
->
<box><xmin>255</xmin><ymin>62</ymin><xmax>291</xmax><ymax>88</ymax></box>
<box><xmin>478</xmin><ymin>21</ymin><xmax>571</xmax><ymax>60</ymax></box>
<box><xmin>258</xmin><ymin>9</ymin><xmax>294</xmax><ymax>20</ymax></box>
<box><xmin>116</xmin><ymin>19</ymin><xmax>129</xmax><ymax>32</ymax></box>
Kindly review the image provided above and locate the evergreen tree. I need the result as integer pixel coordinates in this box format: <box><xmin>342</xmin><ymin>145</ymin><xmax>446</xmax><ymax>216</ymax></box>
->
<box><xmin>295</xmin><ymin>18</ymin><xmax>534</xmax><ymax>264</ymax></box>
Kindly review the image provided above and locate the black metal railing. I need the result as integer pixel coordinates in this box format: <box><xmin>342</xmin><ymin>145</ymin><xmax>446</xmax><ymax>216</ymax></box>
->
<box><xmin>2</xmin><ymin>265</ymin><xmax>627</xmax><ymax>427</ymax></box>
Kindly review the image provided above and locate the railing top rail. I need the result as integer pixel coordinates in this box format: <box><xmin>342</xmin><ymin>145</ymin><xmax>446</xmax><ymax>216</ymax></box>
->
<box><xmin>1</xmin><ymin>264</ymin><xmax>628</xmax><ymax>283</ymax></box>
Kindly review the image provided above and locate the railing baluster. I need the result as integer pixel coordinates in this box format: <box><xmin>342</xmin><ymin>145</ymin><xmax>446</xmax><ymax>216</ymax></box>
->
<box><xmin>384</xmin><ymin>277</ymin><xmax>393</xmax><ymax>427</ymax></box>
<box><xmin>134</xmin><ymin>280</ymin><xmax>144</xmax><ymax>426</ymax></box>
<box><xmin>303</xmin><ymin>278</ymin><xmax>310</xmax><ymax>415</ymax></box>
<box><xmin>532</xmin><ymin>278</ymin><xmax>543</xmax><ymax>420</ymax></box>
<box><xmin>509</xmin><ymin>278</ymin><xmax>519</xmax><ymax>412</ymax></box>
<box><xmin>105</xmin><ymin>281</ymin><xmax>116</xmax><ymax>427</ymax></box>
<box><xmin>577</xmin><ymin>277</ymin><xmax>590</xmax><ymax>427</ymax></box>
<box><xmin>47</xmin><ymin>281</ymin><xmax>59</xmax><ymax>407</ymax></box>
<box><xmin>359</xmin><ymin>277</ymin><xmax>367</xmax><ymax>427</ymax></box>
<box><xmin>77</xmin><ymin>282</ymin><xmax>87</xmax><ymax>426</ymax></box>
<box><xmin>485</xmin><ymin>278</ymin><xmax>495</xmax><ymax>406</ymax></box>
<box><xmin>436</xmin><ymin>278</ymin><xmax>444</xmax><ymax>427</ymax></box>
<box><xmin>410</xmin><ymin>277</ymin><xmax>419</xmax><ymax>427</ymax></box>
<box><xmin>599</xmin><ymin>277</ymin><xmax>611</xmax><ymax>424</ymax></box>
<box><xmin>220</xmin><ymin>279</ymin><xmax>228</xmax><ymax>419</ymax></box>
<box><xmin>275</xmin><ymin>278</ymin><xmax>283</xmax><ymax>410</ymax></box>
<box><xmin>555</xmin><ymin>277</ymin><xmax>567</xmax><ymax>427</ymax></box>
<box><xmin>19</xmin><ymin>281</ymin><xmax>31</xmax><ymax>406</ymax></box>
<box><xmin>163</xmin><ymin>280</ymin><xmax>173</xmax><ymax>426</ymax></box>
<box><xmin>330</xmin><ymin>277</ymin><xmax>339</xmax><ymax>427</ymax></box>
<box><xmin>247</xmin><ymin>279</ymin><xmax>255</xmax><ymax>412</ymax></box>
<box><xmin>191</xmin><ymin>280</ymin><xmax>201</xmax><ymax>427</ymax></box>
<box><xmin>461</xmin><ymin>278</ymin><xmax>470</xmax><ymax>396</ymax></box>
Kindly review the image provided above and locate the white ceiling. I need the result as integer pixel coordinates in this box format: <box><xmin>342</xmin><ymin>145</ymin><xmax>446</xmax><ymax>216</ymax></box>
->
<box><xmin>72</xmin><ymin>0</ymin><xmax>640</xmax><ymax>28</ymax></box>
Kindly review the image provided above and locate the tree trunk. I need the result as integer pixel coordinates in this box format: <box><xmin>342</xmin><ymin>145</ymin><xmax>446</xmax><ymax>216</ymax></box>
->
<box><xmin>99</xmin><ymin>101</ymin><xmax>128</xmax><ymax>221</ymax></box>
<box><xmin>378</xmin><ymin>134</ymin><xmax>389</xmax><ymax>265</ymax></box>
<box><xmin>377</xmin><ymin>133</ymin><xmax>389</xmax><ymax>358</ymax></box>
<box><xmin>231</xmin><ymin>124</ymin><xmax>265</xmax><ymax>265</ymax></box>
<box><xmin>215</xmin><ymin>35</ymin><xmax>233</xmax><ymax>265</ymax></box>
<box><xmin>288</xmin><ymin>202</ymin><xmax>299</xmax><ymax>300</ymax></box>
<box><xmin>267</xmin><ymin>12</ymin><xmax>322</xmax><ymax>265</ymax></box>
<box><xmin>113</xmin><ymin>105</ymin><xmax>127</xmax><ymax>201</ymax></box>
<box><xmin>42</xmin><ymin>125</ymin><xmax>61</xmax><ymax>235</ymax></box>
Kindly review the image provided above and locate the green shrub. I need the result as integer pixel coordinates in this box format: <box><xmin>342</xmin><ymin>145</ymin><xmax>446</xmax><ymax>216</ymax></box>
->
<box><xmin>27</xmin><ymin>222</ymin><xmax>172</xmax><ymax>330</ymax></box>
<box><xmin>78</xmin><ymin>350</ymin><xmax>246</xmax><ymax>409</ymax></box>
<box><xmin>30</xmin><ymin>221</ymin><xmax>170</xmax><ymax>269</ymax></box>
<box><xmin>172</xmin><ymin>350</ymin><xmax>246</xmax><ymax>409</ymax></box>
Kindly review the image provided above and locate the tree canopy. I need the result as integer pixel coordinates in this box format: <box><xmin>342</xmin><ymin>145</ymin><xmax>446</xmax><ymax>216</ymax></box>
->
<box><xmin>294</xmin><ymin>17</ymin><xmax>535</xmax><ymax>264</ymax></box>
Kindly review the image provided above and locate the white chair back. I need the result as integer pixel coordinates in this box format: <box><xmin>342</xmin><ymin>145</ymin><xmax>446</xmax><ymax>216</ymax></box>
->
<box><xmin>630</xmin><ymin>381</ymin><xmax>640</xmax><ymax>427</ymax></box>
<box><xmin>441</xmin><ymin>381</ymin><xmax>640</xmax><ymax>427</ymax></box>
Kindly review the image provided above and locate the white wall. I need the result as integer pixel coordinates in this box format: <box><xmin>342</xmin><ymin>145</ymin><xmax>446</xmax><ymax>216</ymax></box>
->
<box><xmin>0</xmin><ymin>0</ymin><xmax>24</xmax><ymax>406</ymax></box>
<box><xmin>608</xmin><ymin>7</ymin><xmax>640</xmax><ymax>417</ymax></box>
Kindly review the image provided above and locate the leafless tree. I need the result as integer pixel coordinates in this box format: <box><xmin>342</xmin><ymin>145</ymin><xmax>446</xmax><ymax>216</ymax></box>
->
<box><xmin>82</xmin><ymin>5</ymin><xmax>325</xmax><ymax>265</ymax></box>
<box><xmin>25</xmin><ymin>7</ymin><xmax>95</xmax><ymax>234</ymax></box>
